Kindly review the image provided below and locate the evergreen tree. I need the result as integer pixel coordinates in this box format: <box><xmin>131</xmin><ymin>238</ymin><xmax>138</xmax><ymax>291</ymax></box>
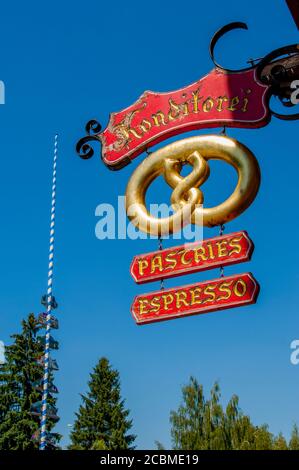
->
<box><xmin>69</xmin><ymin>357</ymin><xmax>136</xmax><ymax>450</ymax></box>
<box><xmin>91</xmin><ymin>439</ymin><xmax>108</xmax><ymax>450</ymax></box>
<box><xmin>0</xmin><ymin>314</ymin><xmax>60</xmax><ymax>450</ymax></box>
<box><xmin>289</xmin><ymin>424</ymin><xmax>299</xmax><ymax>450</ymax></box>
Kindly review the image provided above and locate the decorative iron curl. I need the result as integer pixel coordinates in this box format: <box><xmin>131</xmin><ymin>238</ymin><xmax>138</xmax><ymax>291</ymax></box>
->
<box><xmin>210</xmin><ymin>22</ymin><xmax>299</xmax><ymax>121</ymax></box>
<box><xmin>269</xmin><ymin>101</ymin><xmax>299</xmax><ymax>121</ymax></box>
<box><xmin>256</xmin><ymin>44</ymin><xmax>299</xmax><ymax>121</ymax></box>
<box><xmin>256</xmin><ymin>44</ymin><xmax>299</xmax><ymax>83</ymax></box>
<box><xmin>76</xmin><ymin>119</ymin><xmax>102</xmax><ymax>160</ymax></box>
<box><xmin>209</xmin><ymin>21</ymin><xmax>256</xmax><ymax>72</ymax></box>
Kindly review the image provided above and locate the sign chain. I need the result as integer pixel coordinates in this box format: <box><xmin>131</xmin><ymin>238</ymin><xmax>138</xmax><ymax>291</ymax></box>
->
<box><xmin>158</xmin><ymin>236</ymin><xmax>164</xmax><ymax>290</ymax></box>
<box><xmin>219</xmin><ymin>223</ymin><xmax>225</xmax><ymax>277</ymax></box>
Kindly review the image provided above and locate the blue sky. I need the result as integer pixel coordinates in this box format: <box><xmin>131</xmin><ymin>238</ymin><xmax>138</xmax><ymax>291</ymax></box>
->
<box><xmin>0</xmin><ymin>0</ymin><xmax>298</xmax><ymax>449</ymax></box>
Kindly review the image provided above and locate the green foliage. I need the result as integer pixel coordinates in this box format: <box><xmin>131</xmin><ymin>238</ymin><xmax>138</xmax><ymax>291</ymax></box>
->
<box><xmin>91</xmin><ymin>439</ymin><xmax>108</xmax><ymax>450</ymax></box>
<box><xmin>253</xmin><ymin>425</ymin><xmax>273</xmax><ymax>450</ymax></box>
<box><xmin>0</xmin><ymin>314</ymin><xmax>60</xmax><ymax>450</ymax></box>
<box><xmin>168</xmin><ymin>376</ymin><xmax>292</xmax><ymax>451</ymax></box>
<box><xmin>69</xmin><ymin>357</ymin><xmax>136</xmax><ymax>450</ymax></box>
<box><xmin>289</xmin><ymin>424</ymin><xmax>299</xmax><ymax>450</ymax></box>
<box><xmin>273</xmin><ymin>432</ymin><xmax>288</xmax><ymax>450</ymax></box>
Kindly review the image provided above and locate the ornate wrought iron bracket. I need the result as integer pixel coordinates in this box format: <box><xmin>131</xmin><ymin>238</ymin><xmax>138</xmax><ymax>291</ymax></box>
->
<box><xmin>210</xmin><ymin>22</ymin><xmax>299</xmax><ymax>120</ymax></box>
<box><xmin>76</xmin><ymin>119</ymin><xmax>102</xmax><ymax>160</ymax></box>
<box><xmin>76</xmin><ymin>14</ymin><xmax>299</xmax><ymax>163</ymax></box>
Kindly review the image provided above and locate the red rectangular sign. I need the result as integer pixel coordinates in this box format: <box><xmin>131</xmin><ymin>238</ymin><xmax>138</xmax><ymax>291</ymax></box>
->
<box><xmin>130</xmin><ymin>231</ymin><xmax>253</xmax><ymax>284</ymax></box>
<box><xmin>99</xmin><ymin>69</ymin><xmax>269</xmax><ymax>169</ymax></box>
<box><xmin>131</xmin><ymin>273</ymin><xmax>259</xmax><ymax>325</ymax></box>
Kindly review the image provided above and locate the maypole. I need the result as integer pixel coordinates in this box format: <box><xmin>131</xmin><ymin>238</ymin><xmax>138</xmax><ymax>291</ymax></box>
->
<box><xmin>39</xmin><ymin>134</ymin><xmax>58</xmax><ymax>450</ymax></box>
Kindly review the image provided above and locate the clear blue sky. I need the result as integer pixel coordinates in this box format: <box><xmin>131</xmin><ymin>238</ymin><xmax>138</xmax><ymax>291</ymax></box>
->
<box><xmin>0</xmin><ymin>0</ymin><xmax>298</xmax><ymax>449</ymax></box>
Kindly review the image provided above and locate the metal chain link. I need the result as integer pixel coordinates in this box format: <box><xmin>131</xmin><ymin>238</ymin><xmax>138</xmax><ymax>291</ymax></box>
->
<box><xmin>158</xmin><ymin>236</ymin><xmax>164</xmax><ymax>290</ymax></box>
<box><xmin>219</xmin><ymin>223</ymin><xmax>225</xmax><ymax>277</ymax></box>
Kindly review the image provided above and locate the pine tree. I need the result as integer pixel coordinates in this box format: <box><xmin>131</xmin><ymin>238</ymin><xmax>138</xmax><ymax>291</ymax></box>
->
<box><xmin>0</xmin><ymin>313</ymin><xmax>60</xmax><ymax>450</ymax></box>
<box><xmin>289</xmin><ymin>424</ymin><xmax>299</xmax><ymax>450</ymax></box>
<box><xmin>91</xmin><ymin>439</ymin><xmax>108</xmax><ymax>450</ymax></box>
<box><xmin>69</xmin><ymin>357</ymin><xmax>136</xmax><ymax>450</ymax></box>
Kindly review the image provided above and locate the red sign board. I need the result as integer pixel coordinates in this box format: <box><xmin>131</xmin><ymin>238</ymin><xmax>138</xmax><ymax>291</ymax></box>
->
<box><xmin>131</xmin><ymin>273</ymin><xmax>259</xmax><ymax>325</ymax></box>
<box><xmin>130</xmin><ymin>231</ymin><xmax>253</xmax><ymax>284</ymax></box>
<box><xmin>100</xmin><ymin>68</ymin><xmax>269</xmax><ymax>169</ymax></box>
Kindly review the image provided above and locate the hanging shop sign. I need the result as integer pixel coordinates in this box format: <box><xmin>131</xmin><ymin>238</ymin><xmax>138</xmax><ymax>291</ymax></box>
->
<box><xmin>131</xmin><ymin>273</ymin><xmax>259</xmax><ymax>325</ymax></box>
<box><xmin>97</xmin><ymin>69</ymin><xmax>269</xmax><ymax>169</ymax></box>
<box><xmin>76</xmin><ymin>24</ymin><xmax>299</xmax><ymax>170</ymax></box>
<box><xmin>130</xmin><ymin>231</ymin><xmax>253</xmax><ymax>284</ymax></box>
<box><xmin>125</xmin><ymin>134</ymin><xmax>260</xmax><ymax>324</ymax></box>
<box><xmin>76</xmin><ymin>18</ymin><xmax>299</xmax><ymax>326</ymax></box>
<box><xmin>125</xmin><ymin>134</ymin><xmax>260</xmax><ymax>234</ymax></box>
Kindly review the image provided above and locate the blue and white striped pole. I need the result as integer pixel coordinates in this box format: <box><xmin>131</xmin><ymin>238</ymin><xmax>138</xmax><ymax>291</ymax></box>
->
<box><xmin>40</xmin><ymin>134</ymin><xmax>58</xmax><ymax>450</ymax></box>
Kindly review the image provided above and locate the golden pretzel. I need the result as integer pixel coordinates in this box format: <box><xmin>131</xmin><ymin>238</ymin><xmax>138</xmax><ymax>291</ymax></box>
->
<box><xmin>125</xmin><ymin>135</ymin><xmax>260</xmax><ymax>236</ymax></box>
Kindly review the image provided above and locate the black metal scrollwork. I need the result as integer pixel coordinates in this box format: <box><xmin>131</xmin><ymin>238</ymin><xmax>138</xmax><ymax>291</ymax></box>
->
<box><xmin>256</xmin><ymin>44</ymin><xmax>299</xmax><ymax>121</ymax></box>
<box><xmin>209</xmin><ymin>21</ymin><xmax>299</xmax><ymax>121</ymax></box>
<box><xmin>76</xmin><ymin>119</ymin><xmax>102</xmax><ymax>160</ymax></box>
<box><xmin>209</xmin><ymin>22</ymin><xmax>256</xmax><ymax>73</ymax></box>
<box><xmin>76</xmin><ymin>22</ymin><xmax>299</xmax><ymax>163</ymax></box>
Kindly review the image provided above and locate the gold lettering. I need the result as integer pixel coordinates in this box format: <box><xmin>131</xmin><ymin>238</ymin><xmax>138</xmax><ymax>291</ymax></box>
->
<box><xmin>138</xmin><ymin>259</ymin><xmax>149</xmax><ymax>276</ymax></box>
<box><xmin>168</xmin><ymin>99</ymin><xmax>180</xmax><ymax>121</ymax></box>
<box><xmin>139</xmin><ymin>119</ymin><xmax>152</xmax><ymax>133</ymax></box>
<box><xmin>164</xmin><ymin>251</ymin><xmax>178</xmax><ymax>270</ymax></box>
<box><xmin>206</xmin><ymin>242</ymin><xmax>216</xmax><ymax>260</ymax></box>
<box><xmin>113</xmin><ymin>107</ymin><xmax>145</xmax><ymax>149</ymax></box>
<box><xmin>180</xmin><ymin>94</ymin><xmax>189</xmax><ymax>115</ymax></box>
<box><xmin>180</xmin><ymin>249</ymin><xmax>193</xmax><ymax>266</ymax></box>
<box><xmin>216</xmin><ymin>240</ymin><xmax>229</xmax><ymax>257</ymax></box>
<box><xmin>241</xmin><ymin>97</ymin><xmax>249</xmax><ymax>113</ymax></box>
<box><xmin>150</xmin><ymin>255</ymin><xmax>163</xmax><ymax>273</ymax></box>
<box><xmin>162</xmin><ymin>294</ymin><xmax>174</xmax><ymax>310</ymax></box>
<box><xmin>192</xmin><ymin>89</ymin><xmax>203</xmax><ymax>113</ymax></box>
<box><xmin>202</xmin><ymin>97</ymin><xmax>214</xmax><ymax>112</ymax></box>
<box><xmin>114</xmin><ymin>124</ymin><xmax>143</xmax><ymax>145</ymax></box>
<box><xmin>129</xmin><ymin>128</ymin><xmax>143</xmax><ymax>139</ymax></box>
<box><xmin>150</xmin><ymin>296</ymin><xmax>161</xmax><ymax>313</ymax></box>
<box><xmin>216</xmin><ymin>96</ymin><xmax>228</xmax><ymax>112</ymax></box>
<box><xmin>194</xmin><ymin>246</ymin><xmax>208</xmax><ymax>263</ymax></box>
<box><xmin>139</xmin><ymin>299</ymin><xmax>150</xmax><ymax>315</ymax></box>
<box><xmin>152</xmin><ymin>111</ymin><xmax>167</xmax><ymax>126</ymax></box>
<box><xmin>233</xmin><ymin>279</ymin><xmax>247</xmax><ymax>297</ymax></box>
<box><xmin>203</xmin><ymin>284</ymin><xmax>216</xmax><ymax>303</ymax></box>
<box><xmin>190</xmin><ymin>287</ymin><xmax>202</xmax><ymax>305</ymax></box>
<box><xmin>227</xmin><ymin>96</ymin><xmax>240</xmax><ymax>111</ymax></box>
<box><xmin>229</xmin><ymin>236</ymin><xmax>242</xmax><ymax>255</ymax></box>
<box><xmin>175</xmin><ymin>291</ymin><xmax>189</xmax><ymax>309</ymax></box>
<box><xmin>218</xmin><ymin>281</ymin><xmax>233</xmax><ymax>301</ymax></box>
